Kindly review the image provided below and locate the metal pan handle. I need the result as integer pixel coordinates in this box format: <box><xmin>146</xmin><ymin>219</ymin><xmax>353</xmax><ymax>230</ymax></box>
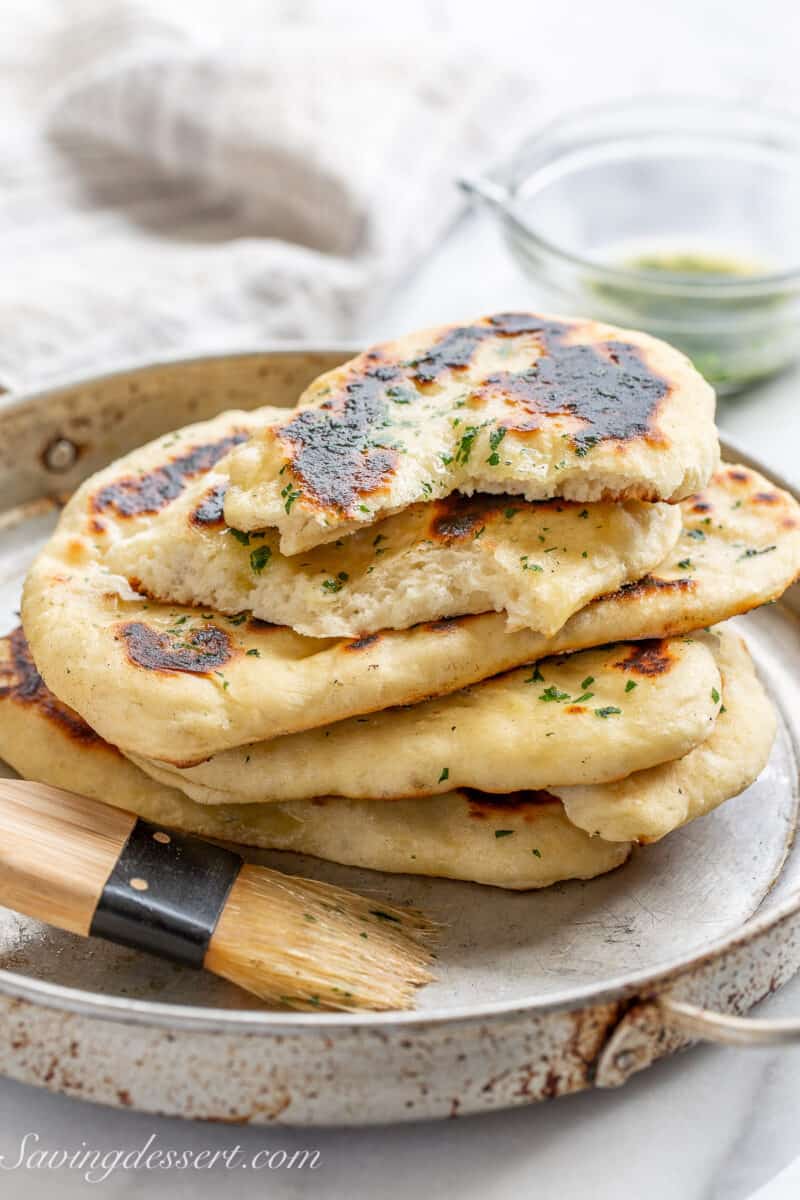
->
<box><xmin>658</xmin><ymin>995</ymin><xmax>800</xmax><ymax>1046</ymax></box>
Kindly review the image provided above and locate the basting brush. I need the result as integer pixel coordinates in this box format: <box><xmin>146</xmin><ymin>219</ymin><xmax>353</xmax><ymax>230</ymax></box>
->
<box><xmin>0</xmin><ymin>779</ymin><xmax>437</xmax><ymax>1011</ymax></box>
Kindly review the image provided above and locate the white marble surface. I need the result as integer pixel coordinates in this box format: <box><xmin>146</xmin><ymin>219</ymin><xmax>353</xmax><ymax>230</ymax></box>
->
<box><xmin>1</xmin><ymin>204</ymin><xmax>799</xmax><ymax>1200</ymax></box>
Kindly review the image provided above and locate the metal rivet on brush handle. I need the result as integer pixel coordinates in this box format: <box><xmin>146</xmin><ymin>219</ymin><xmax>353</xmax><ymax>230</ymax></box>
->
<box><xmin>90</xmin><ymin>819</ymin><xmax>243</xmax><ymax>968</ymax></box>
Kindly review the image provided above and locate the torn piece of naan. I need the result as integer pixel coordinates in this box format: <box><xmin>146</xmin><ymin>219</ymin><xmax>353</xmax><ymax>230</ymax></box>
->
<box><xmin>105</xmin><ymin>469</ymin><xmax>681</xmax><ymax>638</ymax></box>
<box><xmin>222</xmin><ymin>312</ymin><xmax>718</xmax><ymax>552</ymax></box>
<box><xmin>128</xmin><ymin>637</ymin><xmax>721</xmax><ymax>804</ymax></box>
<box><xmin>552</xmin><ymin>627</ymin><xmax>776</xmax><ymax>843</ymax></box>
<box><xmin>0</xmin><ymin>630</ymin><xmax>630</xmax><ymax>890</ymax></box>
<box><xmin>22</xmin><ymin>438</ymin><xmax>800</xmax><ymax>763</ymax></box>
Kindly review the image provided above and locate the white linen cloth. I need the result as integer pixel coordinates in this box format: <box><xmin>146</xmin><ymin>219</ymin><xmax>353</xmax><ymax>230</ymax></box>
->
<box><xmin>0</xmin><ymin>1</ymin><xmax>533</xmax><ymax>393</ymax></box>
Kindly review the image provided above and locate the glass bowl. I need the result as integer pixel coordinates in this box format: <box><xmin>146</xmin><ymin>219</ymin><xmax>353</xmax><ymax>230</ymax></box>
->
<box><xmin>462</xmin><ymin>98</ymin><xmax>800</xmax><ymax>395</ymax></box>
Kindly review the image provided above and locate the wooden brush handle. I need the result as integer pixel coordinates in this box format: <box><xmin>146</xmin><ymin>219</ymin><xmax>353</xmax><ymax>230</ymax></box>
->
<box><xmin>0</xmin><ymin>779</ymin><xmax>243</xmax><ymax>968</ymax></box>
<box><xmin>0</xmin><ymin>779</ymin><xmax>136</xmax><ymax>936</ymax></box>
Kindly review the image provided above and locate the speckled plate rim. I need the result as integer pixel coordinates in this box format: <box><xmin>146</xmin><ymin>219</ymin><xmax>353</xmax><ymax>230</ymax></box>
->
<box><xmin>0</xmin><ymin>350</ymin><xmax>796</xmax><ymax>1034</ymax></box>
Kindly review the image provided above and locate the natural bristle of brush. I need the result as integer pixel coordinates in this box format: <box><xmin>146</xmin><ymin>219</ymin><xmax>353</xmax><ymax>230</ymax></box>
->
<box><xmin>205</xmin><ymin>864</ymin><xmax>439</xmax><ymax>1012</ymax></box>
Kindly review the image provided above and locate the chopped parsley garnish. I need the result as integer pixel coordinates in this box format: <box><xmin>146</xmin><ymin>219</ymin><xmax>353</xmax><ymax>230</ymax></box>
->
<box><xmin>438</xmin><ymin>767</ymin><xmax>449</xmax><ymax>783</ymax></box>
<box><xmin>494</xmin><ymin>829</ymin><xmax>514</xmax><ymax>838</ymax></box>
<box><xmin>246</xmin><ymin>648</ymin><xmax>261</xmax><ymax>657</ymax></box>
<box><xmin>581</xmin><ymin>676</ymin><xmax>595</xmax><ymax>689</ymax></box>
<box><xmin>595</xmin><ymin>706</ymin><xmax>622</xmax><ymax>718</ymax></box>
<box><xmin>455</xmin><ymin>426</ymin><xmax>480</xmax><ymax>465</ymax></box>
<box><xmin>520</xmin><ymin>555</ymin><xmax>543</xmax><ymax>572</ymax></box>
<box><xmin>531</xmin><ymin>848</ymin><xmax>542</xmax><ymax>858</ymax></box>
<box><xmin>249</xmin><ymin>545</ymin><xmax>272</xmax><ymax>573</ymax></box>
<box><xmin>578</xmin><ymin>509</ymin><xmax>589</xmax><ymax>519</ymax></box>
<box><xmin>686</xmin><ymin>528</ymin><xmax>706</xmax><ymax>540</ymax></box>
<box><xmin>738</xmin><ymin>545</ymin><xmax>776</xmax><ymax>561</ymax></box>
<box><xmin>487</xmin><ymin>426</ymin><xmax>506</xmax><ymax>465</ymax></box>
<box><xmin>504</xmin><ymin>507</ymin><xmax>519</xmax><ymax>519</ymax></box>
<box><xmin>711</xmin><ymin>687</ymin><xmax>720</xmax><ymax>704</ymax></box>
<box><xmin>373</xmin><ymin>533</ymin><xmax>386</xmax><ymax>547</ymax></box>
<box><xmin>322</xmin><ymin>574</ymin><xmax>348</xmax><ymax>593</ymax></box>
<box><xmin>227</xmin><ymin>527</ymin><xmax>251</xmax><ymax>546</ymax></box>
<box><xmin>228</xmin><ymin>612</ymin><xmax>248</xmax><ymax>625</ymax></box>
<box><xmin>573</xmin><ymin>692</ymin><xmax>594</xmax><ymax>703</ymax></box>
<box><xmin>540</xmin><ymin>685</ymin><xmax>570</xmax><ymax>703</ymax></box>
<box><xmin>525</xmin><ymin>666</ymin><xmax>544</xmax><ymax>683</ymax></box>
<box><xmin>625</xmin><ymin>680</ymin><xmax>637</xmax><ymax>693</ymax></box>
<box><xmin>281</xmin><ymin>483</ymin><xmax>302</xmax><ymax>513</ymax></box>
<box><xmin>677</xmin><ymin>559</ymin><xmax>693</xmax><ymax>570</ymax></box>
<box><xmin>574</xmin><ymin>435</ymin><xmax>599</xmax><ymax>457</ymax></box>
<box><xmin>386</xmin><ymin>385</ymin><xmax>414</xmax><ymax>404</ymax></box>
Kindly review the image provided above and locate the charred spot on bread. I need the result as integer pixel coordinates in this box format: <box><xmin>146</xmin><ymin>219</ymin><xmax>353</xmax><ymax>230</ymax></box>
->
<box><xmin>613</xmin><ymin>640</ymin><xmax>673</xmax><ymax>676</ymax></box>
<box><xmin>602</xmin><ymin>574</ymin><xmax>696</xmax><ymax>603</ymax></box>
<box><xmin>0</xmin><ymin>627</ymin><xmax>102</xmax><ymax>745</ymax></box>
<box><xmin>422</xmin><ymin>615</ymin><xmax>471</xmax><ymax>634</ymax></box>
<box><xmin>117</xmin><ymin>621</ymin><xmax>233</xmax><ymax>674</ymax></box>
<box><xmin>475</xmin><ymin>342</ymin><xmax>669</xmax><ymax>451</ymax></box>
<box><xmin>464</xmin><ymin>788</ymin><xmax>561</xmax><ymax>819</ymax></box>
<box><xmin>467</xmin><ymin>319</ymin><xmax>669</xmax><ymax>450</ymax></box>
<box><xmin>429</xmin><ymin>495</ymin><xmax>498</xmax><ymax>541</ymax></box>
<box><xmin>411</xmin><ymin>325</ymin><xmax>494</xmax><ymax>384</ymax></box>
<box><xmin>345</xmin><ymin>633</ymin><xmax>382</xmax><ymax>652</ymax></box>
<box><xmin>276</xmin><ymin>369</ymin><xmax>399</xmax><ymax>516</ymax></box>
<box><xmin>190</xmin><ymin>482</ymin><xmax>228</xmax><ymax>528</ymax></box>
<box><xmin>92</xmin><ymin>432</ymin><xmax>247</xmax><ymax>519</ymax></box>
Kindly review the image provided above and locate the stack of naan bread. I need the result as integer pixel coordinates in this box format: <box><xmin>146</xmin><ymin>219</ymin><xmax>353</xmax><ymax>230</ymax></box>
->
<box><xmin>4</xmin><ymin>313</ymin><xmax>800</xmax><ymax>889</ymax></box>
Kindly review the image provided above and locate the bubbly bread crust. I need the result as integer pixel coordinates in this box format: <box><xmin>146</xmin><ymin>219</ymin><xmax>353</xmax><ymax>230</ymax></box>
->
<box><xmin>222</xmin><ymin>312</ymin><xmax>719</xmax><ymax>552</ymax></box>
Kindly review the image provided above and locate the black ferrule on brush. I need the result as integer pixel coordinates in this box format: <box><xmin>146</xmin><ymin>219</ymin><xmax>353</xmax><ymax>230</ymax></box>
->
<box><xmin>90</xmin><ymin>819</ymin><xmax>243</xmax><ymax>968</ymax></box>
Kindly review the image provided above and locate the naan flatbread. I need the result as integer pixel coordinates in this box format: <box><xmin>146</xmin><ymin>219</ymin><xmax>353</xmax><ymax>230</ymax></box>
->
<box><xmin>0</xmin><ymin>630</ymin><xmax>629</xmax><ymax>890</ymax></box>
<box><xmin>129</xmin><ymin>638</ymin><xmax>721</xmax><ymax>803</ymax></box>
<box><xmin>23</xmin><ymin>452</ymin><xmax>800</xmax><ymax>763</ymax></box>
<box><xmin>105</xmin><ymin>469</ymin><xmax>681</xmax><ymax>638</ymax></box>
<box><xmin>222</xmin><ymin>313</ymin><xmax>718</xmax><ymax>551</ymax></box>
<box><xmin>553</xmin><ymin>627</ymin><xmax>775</xmax><ymax>843</ymax></box>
